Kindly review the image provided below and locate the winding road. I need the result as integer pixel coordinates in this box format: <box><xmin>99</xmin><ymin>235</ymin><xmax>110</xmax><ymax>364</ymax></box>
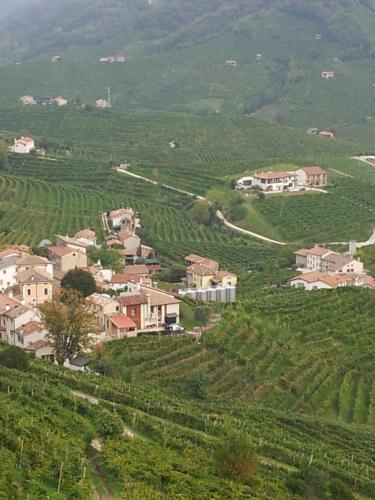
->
<box><xmin>116</xmin><ymin>167</ymin><xmax>286</xmax><ymax>245</ymax></box>
<box><xmin>116</xmin><ymin>166</ymin><xmax>375</xmax><ymax>248</ymax></box>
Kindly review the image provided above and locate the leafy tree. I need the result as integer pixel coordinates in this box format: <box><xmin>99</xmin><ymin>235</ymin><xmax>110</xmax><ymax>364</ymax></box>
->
<box><xmin>214</xmin><ymin>433</ymin><xmax>258</xmax><ymax>481</ymax></box>
<box><xmin>87</xmin><ymin>246</ymin><xmax>123</xmax><ymax>272</ymax></box>
<box><xmin>194</xmin><ymin>306</ymin><xmax>210</xmax><ymax>325</ymax></box>
<box><xmin>61</xmin><ymin>268</ymin><xmax>96</xmax><ymax>297</ymax></box>
<box><xmin>0</xmin><ymin>346</ymin><xmax>30</xmax><ymax>370</ymax></box>
<box><xmin>41</xmin><ymin>290</ymin><xmax>95</xmax><ymax>366</ymax></box>
<box><xmin>190</xmin><ymin>200</ymin><xmax>211</xmax><ymax>225</ymax></box>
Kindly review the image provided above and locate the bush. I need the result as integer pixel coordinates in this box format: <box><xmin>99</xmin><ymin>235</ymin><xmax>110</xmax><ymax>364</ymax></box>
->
<box><xmin>61</xmin><ymin>269</ymin><xmax>96</xmax><ymax>297</ymax></box>
<box><xmin>0</xmin><ymin>346</ymin><xmax>30</xmax><ymax>370</ymax></box>
<box><xmin>214</xmin><ymin>433</ymin><xmax>258</xmax><ymax>481</ymax></box>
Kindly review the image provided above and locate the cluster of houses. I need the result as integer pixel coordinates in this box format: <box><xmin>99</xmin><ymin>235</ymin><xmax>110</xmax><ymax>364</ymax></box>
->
<box><xmin>0</xmin><ymin>208</ymin><xmax>182</xmax><ymax>367</ymax></box>
<box><xmin>99</xmin><ymin>55</ymin><xmax>128</xmax><ymax>63</ymax></box>
<box><xmin>290</xmin><ymin>246</ymin><xmax>375</xmax><ymax>290</ymax></box>
<box><xmin>20</xmin><ymin>95</ymin><xmax>68</xmax><ymax>107</ymax></box>
<box><xmin>236</xmin><ymin>166</ymin><xmax>328</xmax><ymax>193</ymax></box>
<box><xmin>179</xmin><ymin>254</ymin><xmax>237</xmax><ymax>303</ymax></box>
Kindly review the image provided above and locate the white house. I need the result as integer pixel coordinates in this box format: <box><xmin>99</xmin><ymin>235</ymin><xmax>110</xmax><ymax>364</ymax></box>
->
<box><xmin>226</xmin><ymin>60</ymin><xmax>237</xmax><ymax>66</ymax></box>
<box><xmin>251</xmin><ymin>171</ymin><xmax>297</xmax><ymax>192</ymax></box>
<box><xmin>20</xmin><ymin>95</ymin><xmax>37</xmax><ymax>105</ymax></box>
<box><xmin>236</xmin><ymin>176</ymin><xmax>254</xmax><ymax>190</ymax></box>
<box><xmin>321</xmin><ymin>71</ymin><xmax>335</xmax><ymax>79</ymax></box>
<box><xmin>55</xmin><ymin>96</ymin><xmax>68</xmax><ymax>106</ymax></box>
<box><xmin>321</xmin><ymin>253</ymin><xmax>364</xmax><ymax>275</ymax></box>
<box><xmin>289</xmin><ymin>271</ymin><xmax>352</xmax><ymax>290</ymax></box>
<box><xmin>11</xmin><ymin>136</ymin><xmax>35</xmax><ymax>154</ymax></box>
<box><xmin>95</xmin><ymin>99</ymin><xmax>111</xmax><ymax>109</ymax></box>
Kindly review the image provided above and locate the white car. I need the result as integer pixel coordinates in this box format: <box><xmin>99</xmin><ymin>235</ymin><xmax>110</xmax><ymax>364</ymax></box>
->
<box><xmin>166</xmin><ymin>324</ymin><xmax>185</xmax><ymax>332</ymax></box>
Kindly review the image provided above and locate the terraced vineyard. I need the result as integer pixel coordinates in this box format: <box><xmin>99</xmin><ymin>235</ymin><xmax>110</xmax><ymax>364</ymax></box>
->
<box><xmin>0</xmin><ymin>174</ymin><xmax>276</xmax><ymax>270</ymax></box>
<box><xmin>1</xmin><ymin>357</ymin><xmax>375</xmax><ymax>498</ymax></box>
<box><xmin>94</xmin><ymin>288</ymin><xmax>375</xmax><ymax>427</ymax></box>
<box><xmin>248</xmin><ymin>176</ymin><xmax>375</xmax><ymax>243</ymax></box>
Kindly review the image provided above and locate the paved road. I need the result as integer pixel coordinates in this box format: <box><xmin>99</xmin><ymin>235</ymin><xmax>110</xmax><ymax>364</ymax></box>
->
<box><xmin>116</xmin><ymin>167</ymin><xmax>286</xmax><ymax>245</ymax></box>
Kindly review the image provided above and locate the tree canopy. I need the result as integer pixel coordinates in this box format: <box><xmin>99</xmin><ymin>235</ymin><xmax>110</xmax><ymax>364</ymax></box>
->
<box><xmin>61</xmin><ymin>268</ymin><xmax>96</xmax><ymax>297</ymax></box>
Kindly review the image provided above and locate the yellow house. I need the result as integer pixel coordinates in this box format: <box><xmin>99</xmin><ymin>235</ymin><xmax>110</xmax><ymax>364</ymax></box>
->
<box><xmin>17</xmin><ymin>269</ymin><xmax>54</xmax><ymax>306</ymax></box>
<box><xmin>185</xmin><ymin>255</ymin><xmax>237</xmax><ymax>290</ymax></box>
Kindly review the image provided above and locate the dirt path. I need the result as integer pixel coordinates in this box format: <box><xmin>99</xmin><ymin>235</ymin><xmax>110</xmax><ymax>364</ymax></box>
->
<box><xmin>90</xmin><ymin>454</ymin><xmax>115</xmax><ymax>500</ymax></box>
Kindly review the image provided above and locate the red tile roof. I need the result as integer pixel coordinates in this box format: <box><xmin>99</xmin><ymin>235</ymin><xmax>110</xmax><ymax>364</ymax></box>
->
<box><xmin>306</xmin><ymin>246</ymin><xmax>332</xmax><ymax>257</ymax></box>
<box><xmin>48</xmin><ymin>246</ymin><xmax>77</xmax><ymax>257</ymax></box>
<box><xmin>302</xmin><ymin>166</ymin><xmax>327</xmax><ymax>176</ymax></box>
<box><xmin>108</xmin><ymin>315</ymin><xmax>136</xmax><ymax>329</ymax></box>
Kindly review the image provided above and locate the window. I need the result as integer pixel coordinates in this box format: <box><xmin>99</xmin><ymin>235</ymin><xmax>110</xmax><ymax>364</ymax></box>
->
<box><xmin>44</xmin><ymin>288</ymin><xmax>49</xmax><ymax>295</ymax></box>
<box><xmin>27</xmin><ymin>289</ymin><xmax>31</xmax><ymax>296</ymax></box>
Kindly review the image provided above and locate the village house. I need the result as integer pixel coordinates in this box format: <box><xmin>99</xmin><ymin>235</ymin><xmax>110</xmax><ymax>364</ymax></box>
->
<box><xmin>11</xmin><ymin>136</ymin><xmax>35</xmax><ymax>154</ymax></box>
<box><xmin>319</xmin><ymin>130</ymin><xmax>335</xmax><ymax>139</ymax></box>
<box><xmin>294</xmin><ymin>246</ymin><xmax>363</xmax><ymax>274</ymax></box>
<box><xmin>118</xmin><ymin>227</ymin><xmax>141</xmax><ymax>263</ymax></box>
<box><xmin>320</xmin><ymin>253</ymin><xmax>364</xmax><ymax>275</ymax></box>
<box><xmin>226</xmin><ymin>59</ymin><xmax>237</xmax><ymax>66</ymax></box>
<box><xmin>321</xmin><ymin>71</ymin><xmax>335</xmax><ymax>79</ymax></box>
<box><xmin>56</xmin><ymin>229</ymin><xmax>97</xmax><ymax>253</ymax></box>
<box><xmin>20</xmin><ymin>95</ymin><xmax>37</xmax><ymax>105</ymax></box>
<box><xmin>87</xmin><ymin>293</ymin><xmax>120</xmax><ymax>329</ymax></box>
<box><xmin>51</xmin><ymin>55</ymin><xmax>62</xmax><ymax>63</ymax></box>
<box><xmin>105</xmin><ymin>314</ymin><xmax>137</xmax><ymax>339</ymax></box>
<box><xmin>16</xmin><ymin>269</ymin><xmax>54</xmax><ymax>306</ymax></box>
<box><xmin>48</xmin><ymin>246</ymin><xmax>88</xmax><ymax>272</ymax></box>
<box><xmin>296</xmin><ymin>166</ymin><xmax>327</xmax><ymax>187</ymax></box>
<box><xmin>55</xmin><ymin>96</ymin><xmax>68</xmax><ymax>106</ymax></box>
<box><xmin>0</xmin><ymin>295</ymin><xmax>39</xmax><ymax>345</ymax></box>
<box><xmin>140</xmin><ymin>285</ymin><xmax>180</xmax><ymax>329</ymax></box>
<box><xmin>185</xmin><ymin>254</ymin><xmax>237</xmax><ymax>290</ymax></box>
<box><xmin>107</xmin><ymin>273</ymin><xmax>151</xmax><ymax>291</ymax></box>
<box><xmin>115</xmin><ymin>292</ymin><xmax>149</xmax><ymax>330</ymax></box>
<box><xmin>252</xmin><ymin>171</ymin><xmax>297</xmax><ymax>191</ymax></box>
<box><xmin>256</xmin><ymin>53</ymin><xmax>263</xmax><ymax>61</ymax></box>
<box><xmin>109</xmin><ymin>208</ymin><xmax>137</xmax><ymax>230</ymax></box>
<box><xmin>289</xmin><ymin>271</ymin><xmax>354</xmax><ymax>290</ymax></box>
<box><xmin>96</xmin><ymin>99</ymin><xmax>111</xmax><ymax>109</ymax></box>
<box><xmin>0</xmin><ymin>251</ymin><xmax>53</xmax><ymax>292</ymax></box>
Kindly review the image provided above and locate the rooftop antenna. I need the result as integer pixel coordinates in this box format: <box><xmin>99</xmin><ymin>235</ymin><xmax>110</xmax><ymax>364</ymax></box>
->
<box><xmin>103</xmin><ymin>86</ymin><xmax>112</xmax><ymax>107</ymax></box>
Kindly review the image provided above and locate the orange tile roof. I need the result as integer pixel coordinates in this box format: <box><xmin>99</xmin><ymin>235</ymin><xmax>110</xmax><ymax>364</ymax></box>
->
<box><xmin>290</xmin><ymin>271</ymin><xmax>350</xmax><ymax>287</ymax></box>
<box><xmin>302</xmin><ymin>166</ymin><xmax>327</xmax><ymax>175</ymax></box>
<box><xmin>48</xmin><ymin>246</ymin><xmax>77</xmax><ymax>257</ymax></box>
<box><xmin>108</xmin><ymin>315</ymin><xmax>136</xmax><ymax>329</ymax></box>
<box><xmin>306</xmin><ymin>246</ymin><xmax>332</xmax><ymax>257</ymax></box>
<box><xmin>140</xmin><ymin>286</ymin><xmax>180</xmax><ymax>306</ymax></box>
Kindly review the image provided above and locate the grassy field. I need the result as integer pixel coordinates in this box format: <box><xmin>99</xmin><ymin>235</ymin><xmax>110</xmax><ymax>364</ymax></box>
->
<box><xmin>92</xmin><ymin>287</ymin><xmax>375</xmax><ymax>427</ymax></box>
<box><xmin>1</xmin><ymin>352</ymin><xmax>375</xmax><ymax>498</ymax></box>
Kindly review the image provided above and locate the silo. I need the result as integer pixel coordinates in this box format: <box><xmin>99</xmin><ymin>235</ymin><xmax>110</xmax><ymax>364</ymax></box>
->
<box><xmin>226</xmin><ymin>286</ymin><xmax>236</xmax><ymax>303</ymax></box>
<box><xmin>197</xmin><ymin>289</ymin><xmax>208</xmax><ymax>302</ymax></box>
<box><xmin>217</xmin><ymin>286</ymin><xmax>227</xmax><ymax>303</ymax></box>
<box><xmin>207</xmin><ymin>287</ymin><xmax>217</xmax><ymax>302</ymax></box>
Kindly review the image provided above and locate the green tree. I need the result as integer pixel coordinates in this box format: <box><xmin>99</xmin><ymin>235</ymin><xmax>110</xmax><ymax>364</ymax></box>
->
<box><xmin>41</xmin><ymin>290</ymin><xmax>95</xmax><ymax>366</ymax></box>
<box><xmin>0</xmin><ymin>141</ymin><xmax>8</xmax><ymax>171</ymax></box>
<box><xmin>214</xmin><ymin>433</ymin><xmax>258</xmax><ymax>481</ymax></box>
<box><xmin>0</xmin><ymin>346</ymin><xmax>30</xmax><ymax>370</ymax></box>
<box><xmin>87</xmin><ymin>246</ymin><xmax>123</xmax><ymax>272</ymax></box>
<box><xmin>61</xmin><ymin>269</ymin><xmax>96</xmax><ymax>297</ymax></box>
<box><xmin>194</xmin><ymin>306</ymin><xmax>210</xmax><ymax>325</ymax></box>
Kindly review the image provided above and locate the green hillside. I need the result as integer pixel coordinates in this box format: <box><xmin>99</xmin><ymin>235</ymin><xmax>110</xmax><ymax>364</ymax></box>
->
<box><xmin>93</xmin><ymin>288</ymin><xmax>375</xmax><ymax>426</ymax></box>
<box><xmin>1</xmin><ymin>347</ymin><xmax>375</xmax><ymax>498</ymax></box>
<box><xmin>1</xmin><ymin>1</ymin><xmax>375</xmax><ymax>131</ymax></box>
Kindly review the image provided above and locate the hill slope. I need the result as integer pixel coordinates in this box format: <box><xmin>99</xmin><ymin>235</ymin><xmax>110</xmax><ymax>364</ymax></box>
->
<box><xmin>1</xmin><ymin>351</ymin><xmax>375</xmax><ymax>498</ymax></box>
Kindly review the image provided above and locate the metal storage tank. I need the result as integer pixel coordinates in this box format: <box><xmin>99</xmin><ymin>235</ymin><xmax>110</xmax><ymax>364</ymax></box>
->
<box><xmin>226</xmin><ymin>286</ymin><xmax>236</xmax><ymax>303</ymax></box>
<box><xmin>217</xmin><ymin>286</ymin><xmax>227</xmax><ymax>303</ymax></box>
<box><xmin>197</xmin><ymin>289</ymin><xmax>208</xmax><ymax>302</ymax></box>
<box><xmin>207</xmin><ymin>287</ymin><xmax>217</xmax><ymax>302</ymax></box>
<box><xmin>186</xmin><ymin>289</ymin><xmax>196</xmax><ymax>299</ymax></box>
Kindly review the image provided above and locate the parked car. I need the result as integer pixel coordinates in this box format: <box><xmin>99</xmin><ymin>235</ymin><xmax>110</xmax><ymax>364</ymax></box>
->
<box><xmin>166</xmin><ymin>324</ymin><xmax>185</xmax><ymax>332</ymax></box>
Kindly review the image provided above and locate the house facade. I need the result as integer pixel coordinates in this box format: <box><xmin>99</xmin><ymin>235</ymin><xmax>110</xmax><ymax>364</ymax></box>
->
<box><xmin>17</xmin><ymin>269</ymin><xmax>54</xmax><ymax>306</ymax></box>
<box><xmin>296</xmin><ymin>167</ymin><xmax>327</xmax><ymax>187</ymax></box>
<box><xmin>11</xmin><ymin>136</ymin><xmax>35</xmax><ymax>154</ymax></box>
<box><xmin>48</xmin><ymin>246</ymin><xmax>88</xmax><ymax>272</ymax></box>
<box><xmin>252</xmin><ymin>171</ymin><xmax>297</xmax><ymax>192</ymax></box>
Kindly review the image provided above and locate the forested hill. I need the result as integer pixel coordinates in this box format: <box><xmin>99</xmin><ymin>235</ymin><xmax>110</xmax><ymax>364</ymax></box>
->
<box><xmin>2</xmin><ymin>0</ymin><xmax>375</xmax><ymax>61</ymax></box>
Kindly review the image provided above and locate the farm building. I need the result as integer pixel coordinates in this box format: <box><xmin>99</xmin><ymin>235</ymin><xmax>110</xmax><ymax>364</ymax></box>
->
<box><xmin>95</xmin><ymin>99</ymin><xmax>111</xmax><ymax>109</ymax></box>
<box><xmin>20</xmin><ymin>95</ymin><xmax>37</xmax><ymax>105</ymax></box>
<box><xmin>250</xmin><ymin>171</ymin><xmax>297</xmax><ymax>192</ymax></box>
<box><xmin>321</xmin><ymin>71</ymin><xmax>335</xmax><ymax>79</ymax></box>
<box><xmin>296</xmin><ymin>166</ymin><xmax>327</xmax><ymax>187</ymax></box>
<box><xmin>11</xmin><ymin>136</ymin><xmax>35</xmax><ymax>154</ymax></box>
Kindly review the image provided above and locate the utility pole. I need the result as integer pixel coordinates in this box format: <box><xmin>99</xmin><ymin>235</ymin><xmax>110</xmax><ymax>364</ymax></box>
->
<box><xmin>103</xmin><ymin>87</ymin><xmax>112</xmax><ymax>107</ymax></box>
